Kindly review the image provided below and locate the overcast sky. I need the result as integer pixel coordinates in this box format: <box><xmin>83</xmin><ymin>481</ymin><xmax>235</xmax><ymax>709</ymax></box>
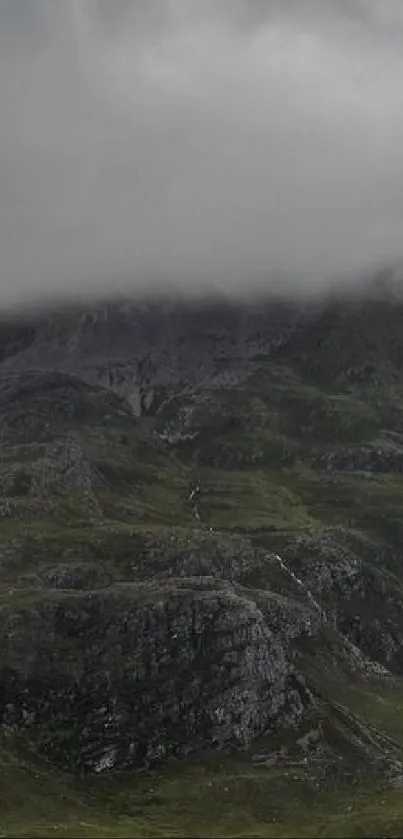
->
<box><xmin>1</xmin><ymin>0</ymin><xmax>403</xmax><ymax>309</ymax></box>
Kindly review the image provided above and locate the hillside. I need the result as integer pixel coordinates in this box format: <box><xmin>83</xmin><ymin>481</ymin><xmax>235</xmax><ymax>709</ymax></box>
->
<box><xmin>3</xmin><ymin>287</ymin><xmax>403</xmax><ymax>836</ymax></box>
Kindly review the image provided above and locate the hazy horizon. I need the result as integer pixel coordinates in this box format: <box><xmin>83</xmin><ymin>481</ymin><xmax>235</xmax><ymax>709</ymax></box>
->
<box><xmin>2</xmin><ymin>1</ymin><xmax>403</xmax><ymax>310</ymax></box>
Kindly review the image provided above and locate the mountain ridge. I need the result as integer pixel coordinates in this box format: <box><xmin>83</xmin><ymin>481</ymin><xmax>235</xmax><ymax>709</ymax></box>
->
<box><xmin>3</xmin><ymin>283</ymin><xmax>403</xmax><ymax>834</ymax></box>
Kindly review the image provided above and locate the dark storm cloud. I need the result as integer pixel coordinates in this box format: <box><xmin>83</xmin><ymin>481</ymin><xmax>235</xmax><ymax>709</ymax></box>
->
<box><xmin>1</xmin><ymin>0</ymin><xmax>403</xmax><ymax>309</ymax></box>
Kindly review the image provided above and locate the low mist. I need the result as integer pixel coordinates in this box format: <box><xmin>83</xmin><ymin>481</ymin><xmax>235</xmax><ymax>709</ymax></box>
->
<box><xmin>2</xmin><ymin>1</ymin><xmax>403</xmax><ymax>310</ymax></box>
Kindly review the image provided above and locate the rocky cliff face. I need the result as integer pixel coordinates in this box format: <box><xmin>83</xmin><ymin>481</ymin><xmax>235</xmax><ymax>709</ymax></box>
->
<box><xmin>2</xmin><ymin>286</ymin><xmax>403</xmax><ymax>775</ymax></box>
<box><xmin>0</xmin><ymin>580</ymin><xmax>315</xmax><ymax>772</ymax></box>
<box><xmin>0</xmin><ymin>298</ymin><xmax>309</xmax><ymax>416</ymax></box>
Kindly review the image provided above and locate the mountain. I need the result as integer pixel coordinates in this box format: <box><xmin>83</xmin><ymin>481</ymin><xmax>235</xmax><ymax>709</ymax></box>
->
<box><xmin>3</xmin><ymin>286</ymin><xmax>403</xmax><ymax>836</ymax></box>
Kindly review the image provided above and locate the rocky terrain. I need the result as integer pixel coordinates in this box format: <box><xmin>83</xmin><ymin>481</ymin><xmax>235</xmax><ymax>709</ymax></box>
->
<box><xmin>4</xmin><ymin>282</ymin><xmax>403</xmax><ymax>835</ymax></box>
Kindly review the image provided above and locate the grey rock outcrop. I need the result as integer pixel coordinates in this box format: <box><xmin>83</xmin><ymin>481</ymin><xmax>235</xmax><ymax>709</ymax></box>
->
<box><xmin>0</xmin><ymin>582</ymin><xmax>314</xmax><ymax>771</ymax></box>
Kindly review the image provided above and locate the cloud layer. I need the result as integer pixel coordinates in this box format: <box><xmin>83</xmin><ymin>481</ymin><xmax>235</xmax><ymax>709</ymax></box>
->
<box><xmin>1</xmin><ymin>0</ymin><xmax>403</xmax><ymax>308</ymax></box>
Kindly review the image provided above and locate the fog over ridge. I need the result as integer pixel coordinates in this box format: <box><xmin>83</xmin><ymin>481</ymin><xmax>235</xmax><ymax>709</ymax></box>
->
<box><xmin>1</xmin><ymin>0</ymin><xmax>403</xmax><ymax>309</ymax></box>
